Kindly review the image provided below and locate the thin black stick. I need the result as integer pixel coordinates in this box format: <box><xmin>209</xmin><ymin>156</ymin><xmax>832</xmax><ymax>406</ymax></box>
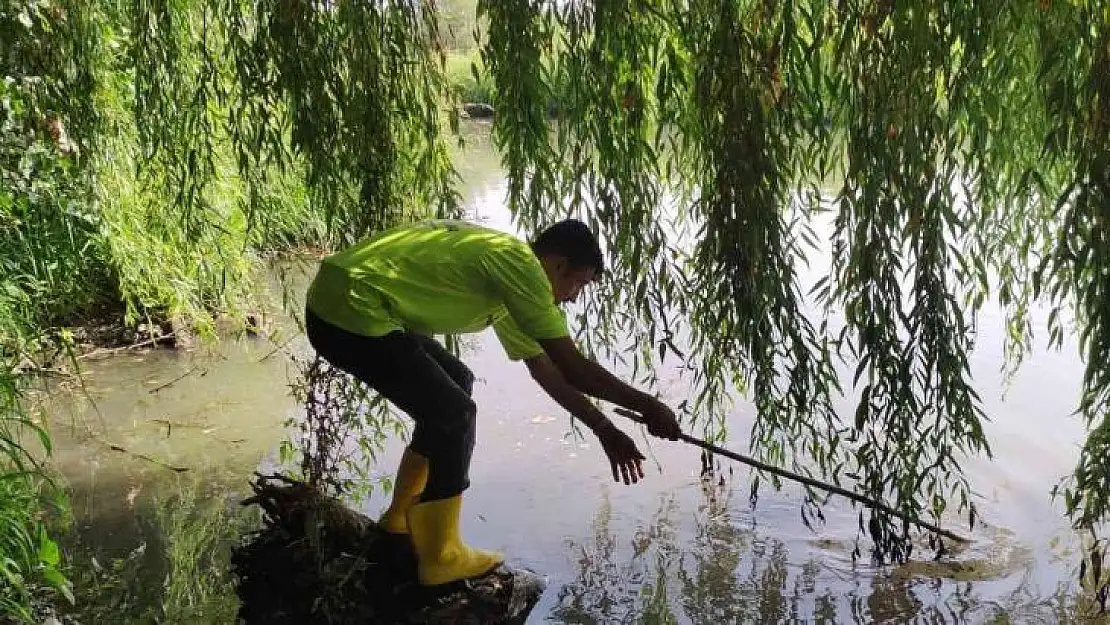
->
<box><xmin>614</xmin><ymin>408</ymin><xmax>969</xmax><ymax>543</ymax></box>
<box><xmin>148</xmin><ymin>364</ymin><xmax>205</xmax><ymax>394</ymax></box>
<box><xmin>106</xmin><ymin>443</ymin><xmax>190</xmax><ymax>473</ymax></box>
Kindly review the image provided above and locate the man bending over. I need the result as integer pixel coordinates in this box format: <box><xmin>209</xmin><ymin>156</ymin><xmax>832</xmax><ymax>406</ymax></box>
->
<box><xmin>304</xmin><ymin>218</ymin><xmax>682</xmax><ymax>587</ymax></box>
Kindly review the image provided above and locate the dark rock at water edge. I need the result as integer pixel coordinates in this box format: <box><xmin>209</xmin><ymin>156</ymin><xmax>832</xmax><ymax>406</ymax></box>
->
<box><xmin>231</xmin><ymin>474</ymin><xmax>545</xmax><ymax>624</ymax></box>
<box><xmin>461</xmin><ymin>103</ymin><xmax>495</xmax><ymax>119</ymax></box>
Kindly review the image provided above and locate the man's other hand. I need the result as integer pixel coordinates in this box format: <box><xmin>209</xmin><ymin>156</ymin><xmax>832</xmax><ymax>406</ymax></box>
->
<box><xmin>640</xmin><ymin>398</ymin><xmax>682</xmax><ymax>440</ymax></box>
<box><xmin>595</xmin><ymin>422</ymin><xmax>646</xmax><ymax>485</ymax></box>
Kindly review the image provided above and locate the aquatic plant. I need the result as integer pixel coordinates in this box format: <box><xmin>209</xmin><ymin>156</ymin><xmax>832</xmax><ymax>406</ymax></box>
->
<box><xmin>0</xmin><ymin>338</ymin><xmax>71</xmax><ymax>622</ymax></box>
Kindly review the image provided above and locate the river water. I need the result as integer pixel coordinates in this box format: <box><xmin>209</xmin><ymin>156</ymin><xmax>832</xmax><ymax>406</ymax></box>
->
<box><xmin>41</xmin><ymin>124</ymin><xmax>1107</xmax><ymax>623</ymax></box>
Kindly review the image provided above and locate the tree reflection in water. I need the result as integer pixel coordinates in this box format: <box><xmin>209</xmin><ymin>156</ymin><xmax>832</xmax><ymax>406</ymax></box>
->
<box><xmin>548</xmin><ymin>473</ymin><xmax>1105</xmax><ymax>624</ymax></box>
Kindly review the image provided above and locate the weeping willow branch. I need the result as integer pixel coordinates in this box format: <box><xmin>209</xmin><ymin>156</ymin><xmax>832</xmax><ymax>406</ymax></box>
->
<box><xmin>811</xmin><ymin>0</ymin><xmax>996</xmax><ymax>561</ymax></box>
<box><xmin>1035</xmin><ymin>5</ymin><xmax>1110</xmax><ymax>608</ymax></box>
<box><xmin>675</xmin><ymin>0</ymin><xmax>846</xmax><ymax>521</ymax></box>
<box><xmin>551</xmin><ymin>0</ymin><xmax>685</xmax><ymax>383</ymax></box>
<box><xmin>224</xmin><ymin>0</ymin><xmax>462</xmax><ymax>247</ymax></box>
<box><xmin>478</xmin><ymin>0</ymin><xmax>559</xmax><ymax>230</ymax></box>
<box><xmin>476</xmin><ymin>0</ymin><xmax>1107</xmax><ymax>569</ymax></box>
<box><xmin>285</xmin><ymin>355</ymin><xmax>403</xmax><ymax>501</ymax></box>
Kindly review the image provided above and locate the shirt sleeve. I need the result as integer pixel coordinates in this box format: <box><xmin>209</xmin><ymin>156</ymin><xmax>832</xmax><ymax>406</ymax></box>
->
<box><xmin>479</xmin><ymin>244</ymin><xmax>569</xmax><ymax>342</ymax></box>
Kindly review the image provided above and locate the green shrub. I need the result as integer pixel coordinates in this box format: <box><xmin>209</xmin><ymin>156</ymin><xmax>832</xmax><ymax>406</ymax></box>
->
<box><xmin>445</xmin><ymin>51</ymin><xmax>494</xmax><ymax>105</ymax></box>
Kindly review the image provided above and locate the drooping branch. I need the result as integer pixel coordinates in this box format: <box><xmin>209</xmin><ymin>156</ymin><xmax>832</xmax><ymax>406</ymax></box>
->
<box><xmin>675</xmin><ymin>0</ymin><xmax>845</xmax><ymax>502</ymax></box>
<box><xmin>224</xmin><ymin>0</ymin><xmax>461</xmax><ymax>247</ymax></box>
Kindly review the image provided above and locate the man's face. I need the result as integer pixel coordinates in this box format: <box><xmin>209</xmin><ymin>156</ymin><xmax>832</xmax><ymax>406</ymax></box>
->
<box><xmin>551</xmin><ymin>260</ymin><xmax>598</xmax><ymax>304</ymax></box>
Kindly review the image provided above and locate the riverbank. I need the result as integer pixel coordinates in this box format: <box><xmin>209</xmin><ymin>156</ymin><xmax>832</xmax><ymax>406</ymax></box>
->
<box><xmin>1</xmin><ymin>252</ymin><xmax>318</xmax><ymax>624</ymax></box>
<box><xmin>445</xmin><ymin>49</ymin><xmax>566</xmax><ymax>119</ymax></box>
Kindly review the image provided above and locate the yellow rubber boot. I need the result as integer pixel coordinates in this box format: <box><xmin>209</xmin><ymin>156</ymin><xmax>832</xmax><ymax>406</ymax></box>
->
<box><xmin>406</xmin><ymin>495</ymin><xmax>504</xmax><ymax>586</ymax></box>
<box><xmin>378</xmin><ymin>448</ymin><xmax>428</xmax><ymax>535</ymax></box>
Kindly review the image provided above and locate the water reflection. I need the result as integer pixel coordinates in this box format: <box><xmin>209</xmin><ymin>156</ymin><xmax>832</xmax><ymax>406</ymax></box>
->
<box><xmin>550</xmin><ymin>475</ymin><xmax>801</xmax><ymax>624</ymax></box>
<box><xmin>545</xmin><ymin>470</ymin><xmax>1107</xmax><ymax>624</ymax></box>
<box><xmin>59</xmin><ymin>471</ymin><xmax>250</xmax><ymax>624</ymax></box>
<box><xmin>552</xmin><ymin>491</ymin><xmax>678</xmax><ymax>624</ymax></box>
<box><xmin>676</xmin><ymin>481</ymin><xmax>791</xmax><ymax>625</ymax></box>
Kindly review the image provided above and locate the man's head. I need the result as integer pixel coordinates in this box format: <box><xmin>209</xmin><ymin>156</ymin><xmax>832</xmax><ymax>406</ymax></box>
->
<box><xmin>532</xmin><ymin>219</ymin><xmax>604</xmax><ymax>304</ymax></box>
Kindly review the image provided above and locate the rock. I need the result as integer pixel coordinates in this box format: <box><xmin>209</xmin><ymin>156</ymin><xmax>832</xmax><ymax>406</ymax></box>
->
<box><xmin>461</xmin><ymin>103</ymin><xmax>495</xmax><ymax>119</ymax></box>
<box><xmin>408</xmin><ymin>567</ymin><xmax>546</xmax><ymax>624</ymax></box>
<box><xmin>232</xmin><ymin>474</ymin><xmax>545</xmax><ymax>624</ymax></box>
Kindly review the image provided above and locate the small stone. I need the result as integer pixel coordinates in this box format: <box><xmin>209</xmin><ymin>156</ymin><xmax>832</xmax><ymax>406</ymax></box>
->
<box><xmin>462</xmin><ymin>102</ymin><xmax>495</xmax><ymax>119</ymax></box>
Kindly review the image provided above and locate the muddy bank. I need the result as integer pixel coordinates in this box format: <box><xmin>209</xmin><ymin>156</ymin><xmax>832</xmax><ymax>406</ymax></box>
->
<box><xmin>66</xmin><ymin>306</ymin><xmax>269</xmax><ymax>359</ymax></box>
<box><xmin>17</xmin><ymin>255</ymin><xmax>314</xmax><ymax>377</ymax></box>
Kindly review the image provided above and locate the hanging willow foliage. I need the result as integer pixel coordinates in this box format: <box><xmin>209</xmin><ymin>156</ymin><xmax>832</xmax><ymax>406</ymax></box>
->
<box><xmin>474</xmin><ymin>0</ymin><xmax>1110</xmax><ymax>589</ymax></box>
<box><xmin>5</xmin><ymin>0</ymin><xmax>1110</xmax><ymax>603</ymax></box>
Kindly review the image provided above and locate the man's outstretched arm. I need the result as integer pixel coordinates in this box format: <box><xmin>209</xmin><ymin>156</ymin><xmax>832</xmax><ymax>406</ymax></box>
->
<box><xmin>537</xmin><ymin>336</ymin><xmax>681</xmax><ymax>439</ymax></box>
<box><xmin>524</xmin><ymin>353</ymin><xmax>646</xmax><ymax>484</ymax></box>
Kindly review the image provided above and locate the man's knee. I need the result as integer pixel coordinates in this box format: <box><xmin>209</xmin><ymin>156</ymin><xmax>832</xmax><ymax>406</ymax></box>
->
<box><xmin>452</xmin><ymin>396</ymin><xmax>478</xmax><ymax>435</ymax></box>
<box><xmin>414</xmin><ymin>395</ymin><xmax>476</xmax><ymax>442</ymax></box>
<box><xmin>437</xmin><ymin>352</ymin><xmax>475</xmax><ymax>395</ymax></box>
<box><xmin>414</xmin><ymin>334</ymin><xmax>475</xmax><ymax>395</ymax></box>
<box><xmin>411</xmin><ymin>398</ymin><xmax>475</xmax><ymax>464</ymax></box>
<box><xmin>457</xmin><ymin>367</ymin><xmax>476</xmax><ymax>396</ymax></box>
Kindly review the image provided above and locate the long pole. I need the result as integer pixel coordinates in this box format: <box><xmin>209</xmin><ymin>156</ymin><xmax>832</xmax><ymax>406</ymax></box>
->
<box><xmin>614</xmin><ymin>408</ymin><xmax>969</xmax><ymax>544</ymax></box>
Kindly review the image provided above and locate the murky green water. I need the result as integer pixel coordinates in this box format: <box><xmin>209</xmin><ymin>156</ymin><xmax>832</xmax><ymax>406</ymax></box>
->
<box><xmin>42</xmin><ymin>123</ymin><xmax>1108</xmax><ymax>623</ymax></box>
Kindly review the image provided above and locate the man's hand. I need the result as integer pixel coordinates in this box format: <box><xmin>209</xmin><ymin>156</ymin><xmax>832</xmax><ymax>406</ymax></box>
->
<box><xmin>638</xmin><ymin>398</ymin><xmax>682</xmax><ymax>440</ymax></box>
<box><xmin>538</xmin><ymin>337</ymin><xmax>683</xmax><ymax>440</ymax></box>
<box><xmin>595</xmin><ymin>422</ymin><xmax>646</xmax><ymax>485</ymax></box>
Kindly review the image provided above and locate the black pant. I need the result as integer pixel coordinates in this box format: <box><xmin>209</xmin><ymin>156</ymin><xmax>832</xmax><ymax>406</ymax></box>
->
<box><xmin>305</xmin><ymin>308</ymin><xmax>477</xmax><ymax>501</ymax></box>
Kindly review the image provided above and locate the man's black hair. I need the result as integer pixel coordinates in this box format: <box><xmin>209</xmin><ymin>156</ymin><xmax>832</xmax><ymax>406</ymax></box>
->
<box><xmin>531</xmin><ymin>219</ymin><xmax>605</xmax><ymax>275</ymax></box>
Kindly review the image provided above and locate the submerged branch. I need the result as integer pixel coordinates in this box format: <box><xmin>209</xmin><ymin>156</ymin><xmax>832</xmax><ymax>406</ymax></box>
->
<box><xmin>104</xmin><ymin>442</ymin><xmax>190</xmax><ymax>473</ymax></box>
<box><xmin>79</xmin><ymin>332</ymin><xmax>178</xmax><ymax>360</ymax></box>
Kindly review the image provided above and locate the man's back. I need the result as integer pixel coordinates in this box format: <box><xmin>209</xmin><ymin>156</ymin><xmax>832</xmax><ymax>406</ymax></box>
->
<box><xmin>306</xmin><ymin>220</ymin><xmax>566</xmax><ymax>352</ymax></box>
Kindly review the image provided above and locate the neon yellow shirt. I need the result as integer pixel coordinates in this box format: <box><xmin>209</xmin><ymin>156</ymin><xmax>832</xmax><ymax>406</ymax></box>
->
<box><xmin>306</xmin><ymin>220</ymin><xmax>567</xmax><ymax>361</ymax></box>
